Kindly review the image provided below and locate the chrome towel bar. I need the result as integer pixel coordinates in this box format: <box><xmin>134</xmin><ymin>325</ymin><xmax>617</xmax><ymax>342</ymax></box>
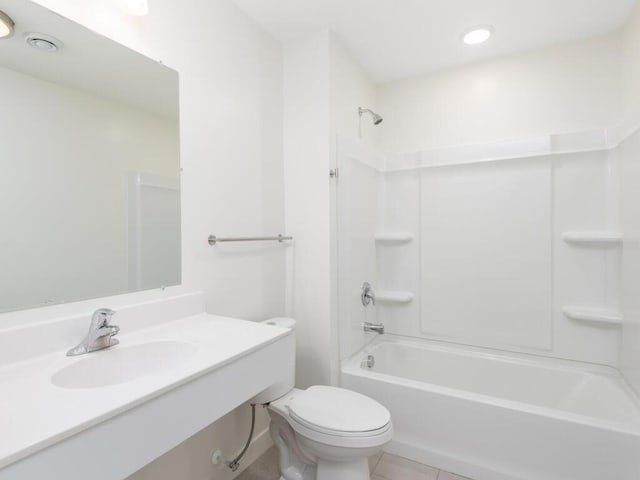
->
<box><xmin>208</xmin><ymin>234</ymin><xmax>293</xmax><ymax>246</ymax></box>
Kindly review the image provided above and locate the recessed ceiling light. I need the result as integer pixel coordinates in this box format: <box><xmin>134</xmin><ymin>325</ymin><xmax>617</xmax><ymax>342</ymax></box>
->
<box><xmin>462</xmin><ymin>25</ymin><xmax>493</xmax><ymax>46</ymax></box>
<box><xmin>0</xmin><ymin>10</ymin><xmax>15</xmax><ymax>39</ymax></box>
<box><xmin>25</xmin><ymin>33</ymin><xmax>63</xmax><ymax>53</ymax></box>
<box><xmin>120</xmin><ymin>0</ymin><xmax>149</xmax><ymax>16</ymax></box>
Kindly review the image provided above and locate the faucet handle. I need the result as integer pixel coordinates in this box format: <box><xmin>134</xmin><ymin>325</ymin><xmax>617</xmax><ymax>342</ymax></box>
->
<box><xmin>90</xmin><ymin>308</ymin><xmax>116</xmax><ymax>327</ymax></box>
<box><xmin>361</xmin><ymin>282</ymin><xmax>376</xmax><ymax>306</ymax></box>
<box><xmin>67</xmin><ymin>308</ymin><xmax>119</xmax><ymax>356</ymax></box>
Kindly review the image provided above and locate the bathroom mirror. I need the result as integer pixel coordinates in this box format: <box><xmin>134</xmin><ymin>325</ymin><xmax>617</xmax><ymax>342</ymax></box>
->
<box><xmin>0</xmin><ymin>0</ymin><xmax>180</xmax><ymax>313</ymax></box>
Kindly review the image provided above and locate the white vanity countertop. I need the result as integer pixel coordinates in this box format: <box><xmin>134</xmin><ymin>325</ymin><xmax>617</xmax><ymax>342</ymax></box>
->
<box><xmin>0</xmin><ymin>313</ymin><xmax>290</xmax><ymax>469</ymax></box>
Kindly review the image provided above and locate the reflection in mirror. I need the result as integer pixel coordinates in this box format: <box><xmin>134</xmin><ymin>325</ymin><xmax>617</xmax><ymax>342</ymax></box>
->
<box><xmin>0</xmin><ymin>0</ymin><xmax>180</xmax><ymax>313</ymax></box>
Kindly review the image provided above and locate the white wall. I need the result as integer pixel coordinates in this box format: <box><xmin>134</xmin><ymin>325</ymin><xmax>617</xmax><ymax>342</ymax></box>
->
<box><xmin>283</xmin><ymin>31</ymin><xmax>378</xmax><ymax>386</ymax></box>
<box><xmin>31</xmin><ymin>0</ymin><xmax>286</xmax><ymax>323</ymax></box>
<box><xmin>619</xmin><ymin>130</ymin><xmax>640</xmax><ymax>393</ymax></box>
<box><xmin>0</xmin><ymin>65</ymin><xmax>178</xmax><ymax>313</ymax></box>
<box><xmin>376</xmin><ymin>33</ymin><xmax>623</xmax><ymax>155</ymax></box>
<box><xmin>622</xmin><ymin>3</ymin><xmax>640</xmax><ymax>126</ymax></box>
<box><xmin>283</xmin><ymin>30</ymin><xmax>332</xmax><ymax>388</ymax></box>
<box><xmin>620</xmin><ymin>2</ymin><xmax>640</xmax><ymax>394</ymax></box>
<box><xmin>138</xmin><ymin>0</ymin><xmax>286</xmax><ymax>323</ymax></box>
<box><xmin>6</xmin><ymin>0</ymin><xmax>286</xmax><ymax>478</ymax></box>
<box><xmin>329</xmin><ymin>35</ymin><xmax>378</xmax><ymax>148</ymax></box>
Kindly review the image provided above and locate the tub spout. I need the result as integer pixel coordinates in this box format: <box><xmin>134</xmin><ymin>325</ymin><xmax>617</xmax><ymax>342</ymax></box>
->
<box><xmin>363</xmin><ymin>322</ymin><xmax>384</xmax><ymax>334</ymax></box>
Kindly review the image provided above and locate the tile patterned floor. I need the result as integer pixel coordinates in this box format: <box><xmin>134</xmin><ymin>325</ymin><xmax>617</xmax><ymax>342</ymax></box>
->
<box><xmin>237</xmin><ymin>447</ymin><xmax>472</xmax><ymax>480</ymax></box>
<box><xmin>236</xmin><ymin>446</ymin><xmax>281</xmax><ymax>480</ymax></box>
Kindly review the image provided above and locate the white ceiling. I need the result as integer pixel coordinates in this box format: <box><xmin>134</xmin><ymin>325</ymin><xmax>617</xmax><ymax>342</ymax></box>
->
<box><xmin>233</xmin><ymin>0</ymin><xmax>638</xmax><ymax>83</ymax></box>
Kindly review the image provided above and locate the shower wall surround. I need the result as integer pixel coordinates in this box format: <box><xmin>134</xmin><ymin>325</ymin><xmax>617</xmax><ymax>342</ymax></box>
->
<box><xmin>389</xmin><ymin>142</ymin><xmax>620</xmax><ymax>366</ymax></box>
<box><xmin>338</xmin><ymin>130</ymin><xmax>625</xmax><ymax>366</ymax></box>
<box><xmin>619</xmin><ymin>0</ymin><xmax>640</xmax><ymax>397</ymax></box>
<box><xmin>336</xmin><ymin>137</ymin><xmax>384</xmax><ymax>360</ymax></box>
<box><xmin>620</xmin><ymin>128</ymin><xmax>640</xmax><ymax>394</ymax></box>
<box><xmin>419</xmin><ymin>157</ymin><xmax>553</xmax><ymax>350</ymax></box>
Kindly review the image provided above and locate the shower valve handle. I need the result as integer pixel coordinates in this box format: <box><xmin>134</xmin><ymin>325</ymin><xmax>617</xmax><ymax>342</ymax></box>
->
<box><xmin>361</xmin><ymin>282</ymin><xmax>376</xmax><ymax>306</ymax></box>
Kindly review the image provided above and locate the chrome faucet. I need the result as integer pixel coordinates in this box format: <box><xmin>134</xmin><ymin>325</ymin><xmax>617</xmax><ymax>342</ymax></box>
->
<box><xmin>361</xmin><ymin>282</ymin><xmax>376</xmax><ymax>306</ymax></box>
<box><xmin>363</xmin><ymin>322</ymin><xmax>384</xmax><ymax>335</ymax></box>
<box><xmin>67</xmin><ymin>308</ymin><xmax>120</xmax><ymax>356</ymax></box>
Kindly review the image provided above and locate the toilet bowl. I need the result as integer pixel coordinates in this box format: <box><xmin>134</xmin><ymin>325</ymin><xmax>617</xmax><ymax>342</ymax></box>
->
<box><xmin>252</xmin><ymin>318</ymin><xmax>392</xmax><ymax>480</ymax></box>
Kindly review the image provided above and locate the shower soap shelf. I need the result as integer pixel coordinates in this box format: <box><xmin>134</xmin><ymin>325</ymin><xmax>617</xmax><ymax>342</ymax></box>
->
<box><xmin>562</xmin><ymin>232</ymin><xmax>622</xmax><ymax>245</ymax></box>
<box><xmin>562</xmin><ymin>307</ymin><xmax>623</xmax><ymax>326</ymax></box>
<box><xmin>376</xmin><ymin>291</ymin><xmax>414</xmax><ymax>304</ymax></box>
<box><xmin>374</xmin><ymin>232</ymin><xmax>414</xmax><ymax>244</ymax></box>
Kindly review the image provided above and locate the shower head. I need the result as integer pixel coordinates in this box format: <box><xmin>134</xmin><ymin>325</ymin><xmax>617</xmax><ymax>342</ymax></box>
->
<box><xmin>358</xmin><ymin>107</ymin><xmax>383</xmax><ymax>125</ymax></box>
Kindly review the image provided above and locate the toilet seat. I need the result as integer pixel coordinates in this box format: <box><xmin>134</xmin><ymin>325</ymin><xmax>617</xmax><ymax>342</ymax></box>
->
<box><xmin>285</xmin><ymin>386</ymin><xmax>392</xmax><ymax>447</ymax></box>
<box><xmin>289</xmin><ymin>386</ymin><xmax>391</xmax><ymax>434</ymax></box>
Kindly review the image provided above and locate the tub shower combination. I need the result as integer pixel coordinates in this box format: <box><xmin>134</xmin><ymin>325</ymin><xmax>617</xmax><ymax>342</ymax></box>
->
<box><xmin>336</xmin><ymin>132</ymin><xmax>640</xmax><ymax>480</ymax></box>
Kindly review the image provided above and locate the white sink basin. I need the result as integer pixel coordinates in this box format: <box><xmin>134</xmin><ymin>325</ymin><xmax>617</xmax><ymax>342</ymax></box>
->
<box><xmin>0</xmin><ymin>297</ymin><xmax>293</xmax><ymax>480</ymax></box>
<box><xmin>51</xmin><ymin>341</ymin><xmax>197</xmax><ymax>389</ymax></box>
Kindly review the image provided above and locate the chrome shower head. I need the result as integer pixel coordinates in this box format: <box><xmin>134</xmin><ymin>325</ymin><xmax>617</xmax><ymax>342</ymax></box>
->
<box><xmin>358</xmin><ymin>107</ymin><xmax>383</xmax><ymax>125</ymax></box>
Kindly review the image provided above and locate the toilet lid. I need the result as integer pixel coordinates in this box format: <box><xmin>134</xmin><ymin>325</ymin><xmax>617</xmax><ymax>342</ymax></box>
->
<box><xmin>289</xmin><ymin>386</ymin><xmax>391</xmax><ymax>435</ymax></box>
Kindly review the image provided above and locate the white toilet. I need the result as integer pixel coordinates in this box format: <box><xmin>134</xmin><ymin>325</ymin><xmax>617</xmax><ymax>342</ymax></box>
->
<box><xmin>252</xmin><ymin>318</ymin><xmax>392</xmax><ymax>480</ymax></box>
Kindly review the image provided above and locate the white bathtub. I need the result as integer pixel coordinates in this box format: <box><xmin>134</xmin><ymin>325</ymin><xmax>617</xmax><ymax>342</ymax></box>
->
<box><xmin>341</xmin><ymin>336</ymin><xmax>640</xmax><ymax>480</ymax></box>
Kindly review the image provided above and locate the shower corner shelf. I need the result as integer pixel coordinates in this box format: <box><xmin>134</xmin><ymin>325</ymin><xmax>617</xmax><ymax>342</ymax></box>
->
<box><xmin>561</xmin><ymin>232</ymin><xmax>622</xmax><ymax>245</ymax></box>
<box><xmin>374</xmin><ymin>232</ymin><xmax>414</xmax><ymax>244</ymax></box>
<box><xmin>376</xmin><ymin>291</ymin><xmax>414</xmax><ymax>304</ymax></box>
<box><xmin>562</xmin><ymin>307</ymin><xmax>623</xmax><ymax>326</ymax></box>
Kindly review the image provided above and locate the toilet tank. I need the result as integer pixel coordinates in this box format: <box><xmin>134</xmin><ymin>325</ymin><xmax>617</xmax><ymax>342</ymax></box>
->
<box><xmin>250</xmin><ymin>317</ymin><xmax>296</xmax><ymax>404</ymax></box>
